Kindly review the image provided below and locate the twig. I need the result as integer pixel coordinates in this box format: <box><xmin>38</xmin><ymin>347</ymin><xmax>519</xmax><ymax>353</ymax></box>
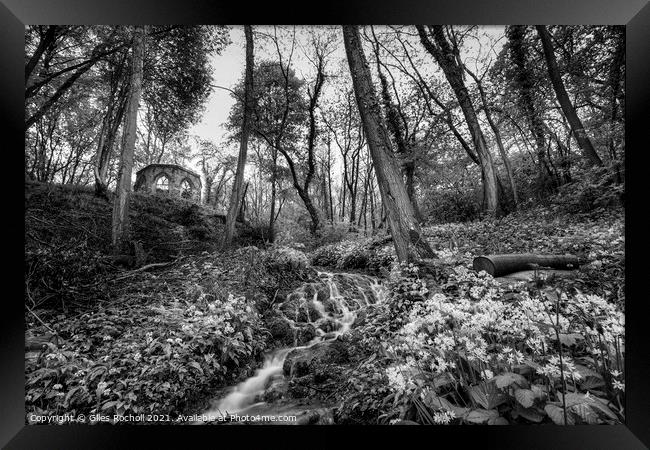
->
<box><xmin>109</xmin><ymin>257</ymin><xmax>184</xmax><ymax>282</ymax></box>
<box><xmin>25</xmin><ymin>304</ymin><xmax>56</xmax><ymax>335</ymax></box>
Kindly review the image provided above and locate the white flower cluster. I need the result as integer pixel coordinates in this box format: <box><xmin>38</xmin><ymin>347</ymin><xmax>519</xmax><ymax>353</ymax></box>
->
<box><xmin>387</xmin><ymin>266</ymin><xmax>625</xmax><ymax>394</ymax></box>
<box><xmin>385</xmin><ymin>366</ymin><xmax>407</xmax><ymax>392</ymax></box>
<box><xmin>432</xmin><ymin>409</ymin><xmax>456</xmax><ymax>424</ymax></box>
<box><xmin>610</xmin><ymin>369</ymin><xmax>624</xmax><ymax>391</ymax></box>
<box><xmin>536</xmin><ymin>355</ymin><xmax>583</xmax><ymax>381</ymax></box>
<box><xmin>436</xmin><ymin>248</ymin><xmax>457</xmax><ymax>259</ymax></box>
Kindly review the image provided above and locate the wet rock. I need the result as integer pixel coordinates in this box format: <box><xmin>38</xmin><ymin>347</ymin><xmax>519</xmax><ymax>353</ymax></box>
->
<box><xmin>263</xmin><ymin>311</ymin><xmax>294</xmax><ymax>346</ymax></box>
<box><xmin>316</xmin><ymin>289</ymin><xmax>330</xmax><ymax>303</ymax></box>
<box><xmin>287</xmin><ymin>376</ymin><xmax>312</xmax><ymax>398</ymax></box>
<box><xmin>318</xmin><ymin>319</ymin><xmax>337</xmax><ymax>333</ymax></box>
<box><xmin>283</xmin><ymin>340</ymin><xmax>350</xmax><ymax>378</ymax></box>
<box><xmin>295</xmin><ymin>324</ymin><xmax>317</xmax><ymax>345</ymax></box>
<box><xmin>279</xmin><ymin>297</ymin><xmax>311</xmax><ymax>323</ymax></box>
<box><xmin>262</xmin><ymin>374</ymin><xmax>287</xmax><ymax>402</ymax></box>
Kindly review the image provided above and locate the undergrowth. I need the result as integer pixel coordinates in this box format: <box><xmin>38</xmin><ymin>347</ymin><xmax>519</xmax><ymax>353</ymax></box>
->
<box><xmin>335</xmin><ymin>257</ymin><xmax>624</xmax><ymax>425</ymax></box>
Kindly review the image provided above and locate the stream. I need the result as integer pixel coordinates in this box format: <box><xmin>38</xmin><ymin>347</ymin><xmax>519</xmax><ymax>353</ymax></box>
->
<box><xmin>197</xmin><ymin>271</ymin><xmax>387</xmax><ymax>424</ymax></box>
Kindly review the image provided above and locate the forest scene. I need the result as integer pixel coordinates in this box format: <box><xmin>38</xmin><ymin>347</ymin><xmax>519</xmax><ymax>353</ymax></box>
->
<box><xmin>24</xmin><ymin>24</ymin><xmax>625</xmax><ymax>426</ymax></box>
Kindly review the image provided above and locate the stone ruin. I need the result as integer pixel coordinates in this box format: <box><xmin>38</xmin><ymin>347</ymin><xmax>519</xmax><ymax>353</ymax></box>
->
<box><xmin>134</xmin><ymin>164</ymin><xmax>202</xmax><ymax>203</ymax></box>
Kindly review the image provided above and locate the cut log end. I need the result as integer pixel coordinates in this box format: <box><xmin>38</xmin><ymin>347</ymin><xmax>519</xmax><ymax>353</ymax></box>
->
<box><xmin>473</xmin><ymin>256</ymin><xmax>497</xmax><ymax>276</ymax></box>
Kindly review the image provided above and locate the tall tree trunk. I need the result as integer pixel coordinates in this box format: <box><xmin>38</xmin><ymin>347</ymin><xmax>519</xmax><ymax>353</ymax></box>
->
<box><xmin>403</xmin><ymin>163</ymin><xmax>424</xmax><ymax>222</ymax></box>
<box><xmin>371</xmin><ymin>33</ymin><xmax>425</xmax><ymax>224</ymax></box>
<box><xmin>326</xmin><ymin>137</ymin><xmax>334</xmax><ymax>224</ymax></box>
<box><xmin>237</xmin><ymin>182</ymin><xmax>249</xmax><ymax>223</ymax></box>
<box><xmin>536</xmin><ymin>26</ymin><xmax>603</xmax><ymax>167</ymax></box>
<box><xmin>273</xmin><ymin>46</ymin><xmax>326</xmax><ymax>235</ymax></box>
<box><xmin>369</xmin><ymin>174</ymin><xmax>376</xmax><ymax>232</ymax></box>
<box><xmin>25</xmin><ymin>26</ymin><xmax>59</xmax><ymax>84</ymax></box>
<box><xmin>465</xmin><ymin>67</ymin><xmax>519</xmax><ymax>208</ymax></box>
<box><xmin>322</xmin><ymin>166</ymin><xmax>331</xmax><ymax>224</ymax></box>
<box><xmin>606</xmin><ymin>26</ymin><xmax>625</xmax><ymax>183</ymax></box>
<box><xmin>343</xmin><ymin>26</ymin><xmax>434</xmax><ymax>262</ymax></box>
<box><xmin>95</xmin><ymin>82</ymin><xmax>127</xmax><ymax>199</ymax></box>
<box><xmin>348</xmin><ymin>167</ymin><xmax>357</xmax><ymax>226</ymax></box>
<box><xmin>606</xmin><ymin>27</ymin><xmax>625</xmax><ymax>163</ymax></box>
<box><xmin>268</xmin><ymin>147</ymin><xmax>278</xmax><ymax>242</ymax></box>
<box><xmin>111</xmin><ymin>26</ymin><xmax>144</xmax><ymax>253</ymax></box>
<box><xmin>222</xmin><ymin>25</ymin><xmax>254</xmax><ymax>248</ymax></box>
<box><xmin>417</xmin><ymin>25</ymin><xmax>499</xmax><ymax>217</ymax></box>
<box><xmin>507</xmin><ymin>26</ymin><xmax>557</xmax><ymax>188</ymax></box>
<box><xmin>358</xmin><ymin>167</ymin><xmax>370</xmax><ymax>228</ymax></box>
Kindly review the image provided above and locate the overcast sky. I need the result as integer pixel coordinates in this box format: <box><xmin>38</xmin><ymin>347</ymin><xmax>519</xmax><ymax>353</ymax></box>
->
<box><xmin>188</xmin><ymin>26</ymin><xmax>245</xmax><ymax>146</ymax></box>
<box><xmin>185</xmin><ymin>24</ymin><xmax>505</xmax><ymax>190</ymax></box>
<box><xmin>188</xmin><ymin>25</ymin><xmax>505</xmax><ymax>149</ymax></box>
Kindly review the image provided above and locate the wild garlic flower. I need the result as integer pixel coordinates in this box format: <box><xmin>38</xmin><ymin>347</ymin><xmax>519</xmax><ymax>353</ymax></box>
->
<box><xmin>482</xmin><ymin>369</ymin><xmax>494</xmax><ymax>380</ymax></box>
<box><xmin>432</xmin><ymin>409</ymin><xmax>456</xmax><ymax>425</ymax></box>
<box><xmin>386</xmin><ymin>367</ymin><xmax>407</xmax><ymax>392</ymax></box>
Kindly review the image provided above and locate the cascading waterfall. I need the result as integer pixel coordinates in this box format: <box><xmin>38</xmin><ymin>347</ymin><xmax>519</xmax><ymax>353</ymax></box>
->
<box><xmin>202</xmin><ymin>271</ymin><xmax>386</xmax><ymax>420</ymax></box>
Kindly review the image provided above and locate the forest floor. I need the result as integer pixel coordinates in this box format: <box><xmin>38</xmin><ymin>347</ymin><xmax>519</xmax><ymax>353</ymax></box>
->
<box><xmin>24</xmin><ymin>181</ymin><xmax>625</xmax><ymax>425</ymax></box>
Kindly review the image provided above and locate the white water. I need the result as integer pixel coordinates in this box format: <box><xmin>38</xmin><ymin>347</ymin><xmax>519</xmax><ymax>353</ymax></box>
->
<box><xmin>201</xmin><ymin>271</ymin><xmax>386</xmax><ymax>420</ymax></box>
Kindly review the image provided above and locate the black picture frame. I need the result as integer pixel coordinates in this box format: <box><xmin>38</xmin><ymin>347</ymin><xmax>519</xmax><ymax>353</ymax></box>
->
<box><xmin>4</xmin><ymin>0</ymin><xmax>649</xmax><ymax>448</ymax></box>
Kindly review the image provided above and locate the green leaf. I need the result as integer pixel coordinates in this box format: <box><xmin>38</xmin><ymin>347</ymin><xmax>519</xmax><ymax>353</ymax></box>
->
<box><xmin>423</xmin><ymin>392</ymin><xmax>454</xmax><ymax>411</ymax></box>
<box><xmin>574</xmin><ymin>364</ymin><xmax>605</xmax><ymax>390</ymax></box>
<box><xmin>465</xmin><ymin>409</ymin><xmax>499</xmax><ymax>424</ymax></box>
<box><xmin>432</xmin><ymin>372</ymin><xmax>454</xmax><ymax>389</ymax></box>
<box><xmin>544</xmin><ymin>404</ymin><xmax>575</xmax><ymax>425</ymax></box>
<box><xmin>487</xmin><ymin>416</ymin><xmax>509</xmax><ymax>425</ymax></box>
<box><xmin>580</xmin><ymin>377</ymin><xmax>606</xmax><ymax>390</ymax></box>
<box><xmin>515</xmin><ymin>405</ymin><xmax>545</xmax><ymax>423</ymax></box>
<box><xmin>101</xmin><ymin>400</ymin><xmax>118</xmax><ymax>411</ymax></box>
<box><xmin>572</xmin><ymin>403</ymin><xmax>600</xmax><ymax>424</ymax></box>
<box><xmin>561</xmin><ymin>392</ymin><xmax>589</xmax><ymax>408</ymax></box>
<box><xmin>587</xmin><ymin>396</ymin><xmax>619</xmax><ymax>421</ymax></box>
<box><xmin>63</xmin><ymin>386</ymin><xmax>85</xmax><ymax>407</ymax></box>
<box><xmin>530</xmin><ymin>384</ymin><xmax>547</xmax><ymax>400</ymax></box>
<box><xmin>493</xmin><ymin>372</ymin><xmax>528</xmax><ymax>389</ymax></box>
<box><xmin>514</xmin><ymin>388</ymin><xmax>536</xmax><ymax>408</ymax></box>
<box><xmin>468</xmin><ymin>383</ymin><xmax>509</xmax><ymax>410</ymax></box>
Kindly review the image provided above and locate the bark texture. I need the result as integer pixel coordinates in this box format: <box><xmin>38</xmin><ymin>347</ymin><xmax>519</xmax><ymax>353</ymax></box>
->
<box><xmin>506</xmin><ymin>26</ymin><xmax>556</xmax><ymax>187</ymax></box>
<box><xmin>111</xmin><ymin>26</ymin><xmax>144</xmax><ymax>253</ymax></box>
<box><xmin>536</xmin><ymin>25</ymin><xmax>604</xmax><ymax>167</ymax></box>
<box><xmin>223</xmin><ymin>25</ymin><xmax>254</xmax><ymax>248</ymax></box>
<box><xmin>343</xmin><ymin>26</ymin><xmax>434</xmax><ymax>262</ymax></box>
<box><xmin>417</xmin><ymin>25</ymin><xmax>500</xmax><ymax>217</ymax></box>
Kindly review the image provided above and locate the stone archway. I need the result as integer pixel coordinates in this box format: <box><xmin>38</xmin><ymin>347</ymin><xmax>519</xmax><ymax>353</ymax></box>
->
<box><xmin>134</xmin><ymin>164</ymin><xmax>202</xmax><ymax>203</ymax></box>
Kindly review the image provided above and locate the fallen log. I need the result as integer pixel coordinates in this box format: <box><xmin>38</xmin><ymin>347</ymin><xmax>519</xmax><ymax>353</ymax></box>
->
<box><xmin>472</xmin><ymin>254</ymin><xmax>580</xmax><ymax>277</ymax></box>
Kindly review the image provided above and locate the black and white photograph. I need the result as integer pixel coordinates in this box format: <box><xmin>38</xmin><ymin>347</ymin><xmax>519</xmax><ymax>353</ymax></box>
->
<box><xmin>23</xmin><ymin>23</ymin><xmax>629</xmax><ymax>428</ymax></box>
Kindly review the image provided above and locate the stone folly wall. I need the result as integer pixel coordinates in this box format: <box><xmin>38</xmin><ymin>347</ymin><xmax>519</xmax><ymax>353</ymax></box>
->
<box><xmin>134</xmin><ymin>164</ymin><xmax>202</xmax><ymax>203</ymax></box>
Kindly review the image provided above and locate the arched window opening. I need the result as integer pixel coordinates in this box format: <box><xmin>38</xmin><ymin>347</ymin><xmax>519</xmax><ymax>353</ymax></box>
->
<box><xmin>155</xmin><ymin>175</ymin><xmax>169</xmax><ymax>192</ymax></box>
<box><xmin>181</xmin><ymin>179</ymin><xmax>193</xmax><ymax>199</ymax></box>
